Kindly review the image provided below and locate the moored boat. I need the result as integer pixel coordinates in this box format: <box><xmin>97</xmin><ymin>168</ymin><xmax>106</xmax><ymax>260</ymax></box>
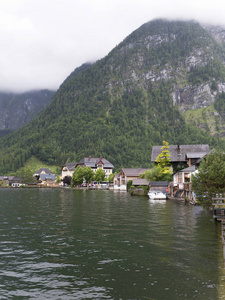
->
<box><xmin>148</xmin><ymin>190</ymin><xmax>167</xmax><ymax>200</ymax></box>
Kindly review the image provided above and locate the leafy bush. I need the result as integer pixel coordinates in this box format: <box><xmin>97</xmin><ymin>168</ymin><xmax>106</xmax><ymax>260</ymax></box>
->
<box><xmin>127</xmin><ymin>180</ymin><xmax>133</xmax><ymax>190</ymax></box>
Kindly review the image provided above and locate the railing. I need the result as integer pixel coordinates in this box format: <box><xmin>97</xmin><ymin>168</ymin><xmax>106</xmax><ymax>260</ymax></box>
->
<box><xmin>212</xmin><ymin>193</ymin><xmax>225</xmax><ymax>198</ymax></box>
<box><xmin>212</xmin><ymin>193</ymin><xmax>225</xmax><ymax>220</ymax></box>
<box><xmin>212</xmin><ymin>193</ymin><xmax>225</xmax><ymax>206</ymax></box>
<box><xmin>175</xmin><ymin>182</ymin><xmax>191</xmax><ymax>190</ymax></box>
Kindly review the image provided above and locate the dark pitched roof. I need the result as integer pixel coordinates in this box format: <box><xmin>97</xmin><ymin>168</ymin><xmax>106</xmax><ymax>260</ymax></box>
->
<box><xmin>39</xmin><ymin>174</ymin><xmax>56</xmax><ymax>181</ymax></box>
<box><xmin>0</xmin><ymin>176</ymin><xmax>19</xmax><ymax>181</ymax></box>
<box><xmin>177</xmin><ymin>165</ymin><xmax>196</xmax><ymax>173</ymax></box>
<box><xmin>195</xmin><ymin>148</ymin><xmax>215</xmax><ymax>165</ymax></box>
<box><xmin>121</xmin><ymin>168</ymin><xmax>151</xmax><ymax>177</ymax></box>
<box><xmin>62</xmin><ymin>163</ymin><xmax>77</xmax><ymax>171</ymax></box>
<box><xmin>113</xmin><ymin>174</ymin><xmax>120</xmax><ymax>179</ymax></box>
<box><xmin>133</xmin><ymin>178</ymin><xmax>149</xmax><ymax>186</ymax></box>
<box><xmin>150</xmin><ymin>181</ymin><xmax>170</xmax><ymax>186</ymax></box>
<box><xmin>186</xmin><ymin>152</ymin><xmax>206</xmax><ymax>159</ymax></box>
<box><xmin>78</xmin><ymin>157</ymin><xmax>114</xmax><ymax>168</ymax></box>
<box><xmin>151</xmin><ymin>144</ymin><xmax>210</xmax><ymax>163</ymax></box>
<box><xmin>11</xmin><ymin>176</ymin><xmax>21</xmax><ymax>181</ymax></box>
<box><xmin>35</xmin><ymin>168</ymin><xmax>53</xmax><ymax>175</ymax></box>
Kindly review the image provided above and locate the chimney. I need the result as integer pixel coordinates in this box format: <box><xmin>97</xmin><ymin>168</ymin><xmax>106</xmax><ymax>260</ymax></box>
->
<box><xmin>177</xmin><ymin>144</ymin><xmax>181</xmax><ymax>160</ymax></box>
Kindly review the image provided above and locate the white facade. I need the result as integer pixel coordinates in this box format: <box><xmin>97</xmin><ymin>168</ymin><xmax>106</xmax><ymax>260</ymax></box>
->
<box><xmin>77</xmin><ymin>157</ymin><xmax>114</xmax><ymax>179</ymax></box>
<box><xmin>62</xmin><ymin>167</ymin><xmax>75</xmax><ymax>179</ymax></box>
<box><xmin>173</xmin><ymin>166</ymin><xmax>198</xmax><ymax>189</ymax></box>
<box><xmin>92</xmin><ymin>167</ymin><xmax>113</xmax><ymax>178</ymax></box>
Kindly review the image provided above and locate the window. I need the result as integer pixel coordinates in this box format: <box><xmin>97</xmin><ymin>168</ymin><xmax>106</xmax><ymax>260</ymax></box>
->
<box><xmin>184</xmin><ymin>173</ymin><xmax>190</xmax><ymax>182</ymax></box>
<box><xmin>177</xmin><ymin>173</ymin><xmax>182</xmax><ymax>183</ymax></box>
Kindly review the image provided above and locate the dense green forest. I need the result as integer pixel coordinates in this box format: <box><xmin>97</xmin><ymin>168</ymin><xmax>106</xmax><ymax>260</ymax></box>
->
<box><xmin>214</xmin><ymin>92</ymin><xmax>225</xmax><ymax>116</ymax></box>
<box><xmin>0</xmin><ymin>19</ymin><xmax>225</xmax><ymax>173</ymax></box>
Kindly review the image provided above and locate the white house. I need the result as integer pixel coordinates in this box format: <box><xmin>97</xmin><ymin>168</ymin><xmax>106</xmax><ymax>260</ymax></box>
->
<box><xmin>76</xmin><ymin>157</ymin><xmax>114</xmax><ymax>178</ymax></box>
<box><xmin>173</xmin><ymin>165</ymin><xmax>198</xmax><ymax>190</ymax></box>
<box><xmin>34</xmin><ymin>168</ymin><xmax>53</xmax><ymax>177</ymax></box>
<box><xmin>61</xmin><ymin>163</ymin><xmax>77</xmax><ymax>179</ymax></box>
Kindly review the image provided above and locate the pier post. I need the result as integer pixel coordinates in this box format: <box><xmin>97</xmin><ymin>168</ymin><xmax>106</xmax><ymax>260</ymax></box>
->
<box><xmin>211</xmin><ymin>194</ymin><xmax>225</xmax><ymax>260</ymax></box>
<box><xmin>222</xmin><ymin>221</ymin><xmax>225</xmax><ymax>260</ymax></box>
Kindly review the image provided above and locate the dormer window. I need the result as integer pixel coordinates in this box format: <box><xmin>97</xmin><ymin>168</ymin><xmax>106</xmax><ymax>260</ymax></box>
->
<box><xmin>97</xmin><ymin>158</ymin><xmax>104</xmax><ymax>169</ymax></box>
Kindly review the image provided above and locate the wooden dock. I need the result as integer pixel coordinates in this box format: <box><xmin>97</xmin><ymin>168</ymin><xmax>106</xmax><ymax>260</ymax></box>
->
<box><xmin>212</xmin><ymin>194</ymin><xmax>225</xmax><ymax>221</ymax></box>
<box><xmin>222</xmin><ymin>221</ymin><xmax>225</xmax><ymax>261</ymax></box>
<box><xmin>212</xmin><ymin>194</ymin><xmax>225</xmax><ymax>260</ymax></box>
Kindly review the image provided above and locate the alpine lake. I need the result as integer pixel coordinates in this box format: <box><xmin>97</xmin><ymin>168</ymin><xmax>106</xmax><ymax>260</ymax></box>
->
<box><xmin>0</xmin><ymin>188</ymin><xmax>225</xmax><ymax>299</ymax></box>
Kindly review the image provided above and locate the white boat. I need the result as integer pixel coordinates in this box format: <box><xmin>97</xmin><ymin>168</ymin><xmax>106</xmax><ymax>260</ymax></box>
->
<box><xmin>148</xmin><ymin>190</ymin><xmax>167</xmax><ymax>200</ymax></box>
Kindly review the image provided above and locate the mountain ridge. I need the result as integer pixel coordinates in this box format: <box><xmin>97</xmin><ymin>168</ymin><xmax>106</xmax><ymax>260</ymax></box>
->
<box><xmin>0</xmin><ymin>19</ymin><xmax>225</xmax><ymax>173</ymax></box>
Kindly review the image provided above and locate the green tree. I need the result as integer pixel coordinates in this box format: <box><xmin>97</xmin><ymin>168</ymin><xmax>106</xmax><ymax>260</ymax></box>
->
<box><xmin>71</xmin><ymin>166</ymin><xmax>84</xmax><ymax>186</ymax></box>
<box><xmin>143</xmin><ymin>167</ymin><xmax>161</xmax><ymax>181</ymax></box>
<box><xmin>142</xmin><ymin>166</ymin><xmax>172</xmax><ymax>181</ymax></box>
<box><xmin>56</xmin><ymin>176</ymin><xmax>61</xmax><ymax>184</ymax></box>
<box><xmin>155</xmin><ymin>141</ymin><xmax>172</xmax><ymax>175</ymax></box>
<box><xmin>192</xmin><ymin>149</ymin><xmax>225</xmax><ymax>207</ymax></box>
<box><xmin>108</xmin><ymin>173</ymin><xmax>114</xmax><ymax>183</ymax></box>
<box><xmin>16</xmin><ymin>167</ymin><xmax>34</xmax><ymax>184</ymax></box>
<box><xmin>83</xmin><ymin>167</ymin><xmax>95</xmax><ymax>183</ymax></box>
<box><xmin>95</xmin><ymin>168</ymin><xmax>106</xmax><ymax>183</ymax></box>
<box><xmin>127</xmin><ymin>180</ymin><xmax>133</xmax><ymax>190</ymax></box>
<box><xmin>71</xmin><ymin>166</ymin><xmax>95</xmax><ymax>186</ymax></box>
<box><xmin>143</xmin><ymin>141</ymin><xmax>172</xmax><ymax>181</ymax></box>
<box><xmin>0</xmin><ymin>180</ymin><xmax>7</xmax><ymax>187</ymax></box>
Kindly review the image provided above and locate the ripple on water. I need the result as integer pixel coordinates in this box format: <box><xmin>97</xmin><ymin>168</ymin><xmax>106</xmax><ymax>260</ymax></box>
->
<box><xmin>0</xmin><ymin>189</ymin><xmax>222</xmax><ymax>300</ymax></box>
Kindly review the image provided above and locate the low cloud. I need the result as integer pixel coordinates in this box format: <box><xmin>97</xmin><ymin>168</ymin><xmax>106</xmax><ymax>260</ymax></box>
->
<box><xmin>0</xmin><ymin>0</ymin><xmax>225</xmax><ymax>92</ymax></box>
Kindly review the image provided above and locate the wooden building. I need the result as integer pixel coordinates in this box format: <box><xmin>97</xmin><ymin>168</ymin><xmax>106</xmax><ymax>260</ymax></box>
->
<box><xmin>114</xmin><ymin>168</ymin><xmax>151</xmax><ymax>190</ymax></box>
<box><xmin>151</xmin><ymin>144</ymin><xmax>210</xmax><ymax>172</ymax></box>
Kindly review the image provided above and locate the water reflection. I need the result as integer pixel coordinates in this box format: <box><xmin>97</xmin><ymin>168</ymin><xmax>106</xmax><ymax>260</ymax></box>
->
<box><xmin>0</xmin><ymin>189</ymin><xmax>223</xmax><ymax>299</ymax></box>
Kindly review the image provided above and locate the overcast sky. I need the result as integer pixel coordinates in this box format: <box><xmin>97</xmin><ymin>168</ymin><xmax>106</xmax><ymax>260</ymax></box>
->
<box><xmin>1</xmin><ymin>0</ymin><xmax>225</xmax><ymax>93</ymax></box>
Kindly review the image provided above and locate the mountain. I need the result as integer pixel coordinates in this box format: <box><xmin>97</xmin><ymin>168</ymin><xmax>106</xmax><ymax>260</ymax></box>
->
<box><xmin>1</xmin><ymin>19</ymin><xmax>225</xmax><ymax>173</ymax></box>
<box><xmin>0</xmin><ymin>90</ymin><xmax>55</xmax><ymax>137</ymax></box>
<box><xmin>180</xmin><ymin>24</ymin><xmax>225</xmax><ymax>139</ymax></box>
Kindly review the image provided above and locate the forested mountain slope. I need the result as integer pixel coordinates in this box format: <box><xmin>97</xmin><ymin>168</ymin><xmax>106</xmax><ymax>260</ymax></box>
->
<box><xmin>0</xmin><ymin>19</ymin><xmax>225</xmax><ymax>173</ymax></box>
<box><xmin>0</xmin><ymin>90</ymin><xmax>55</xmax><ymax>137</ymax></box>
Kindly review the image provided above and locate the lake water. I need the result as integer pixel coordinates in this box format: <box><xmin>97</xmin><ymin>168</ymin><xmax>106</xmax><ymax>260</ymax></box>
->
<box><xmin>0</xmin><ymin>188</ymin><xmax>225</xmax><ymax>299</ymax></box>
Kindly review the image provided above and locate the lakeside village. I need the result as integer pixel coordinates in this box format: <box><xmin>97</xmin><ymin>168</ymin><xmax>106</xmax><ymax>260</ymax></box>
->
<box><xmin>3</xmin><ymin>142</ymin><xmax>225</xmax><ymax>257</ymax></box>
<box><xmin>0</xmin><ymin>143</ymin><xmax>212</xmax><ymax>202</ymax></box>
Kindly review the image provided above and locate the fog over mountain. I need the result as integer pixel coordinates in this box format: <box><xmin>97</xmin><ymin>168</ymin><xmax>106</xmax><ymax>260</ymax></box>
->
<box><xmin>1</xmin><ymin>0</ymin><xmax>225</xmax><ymax>92</ymax></box>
